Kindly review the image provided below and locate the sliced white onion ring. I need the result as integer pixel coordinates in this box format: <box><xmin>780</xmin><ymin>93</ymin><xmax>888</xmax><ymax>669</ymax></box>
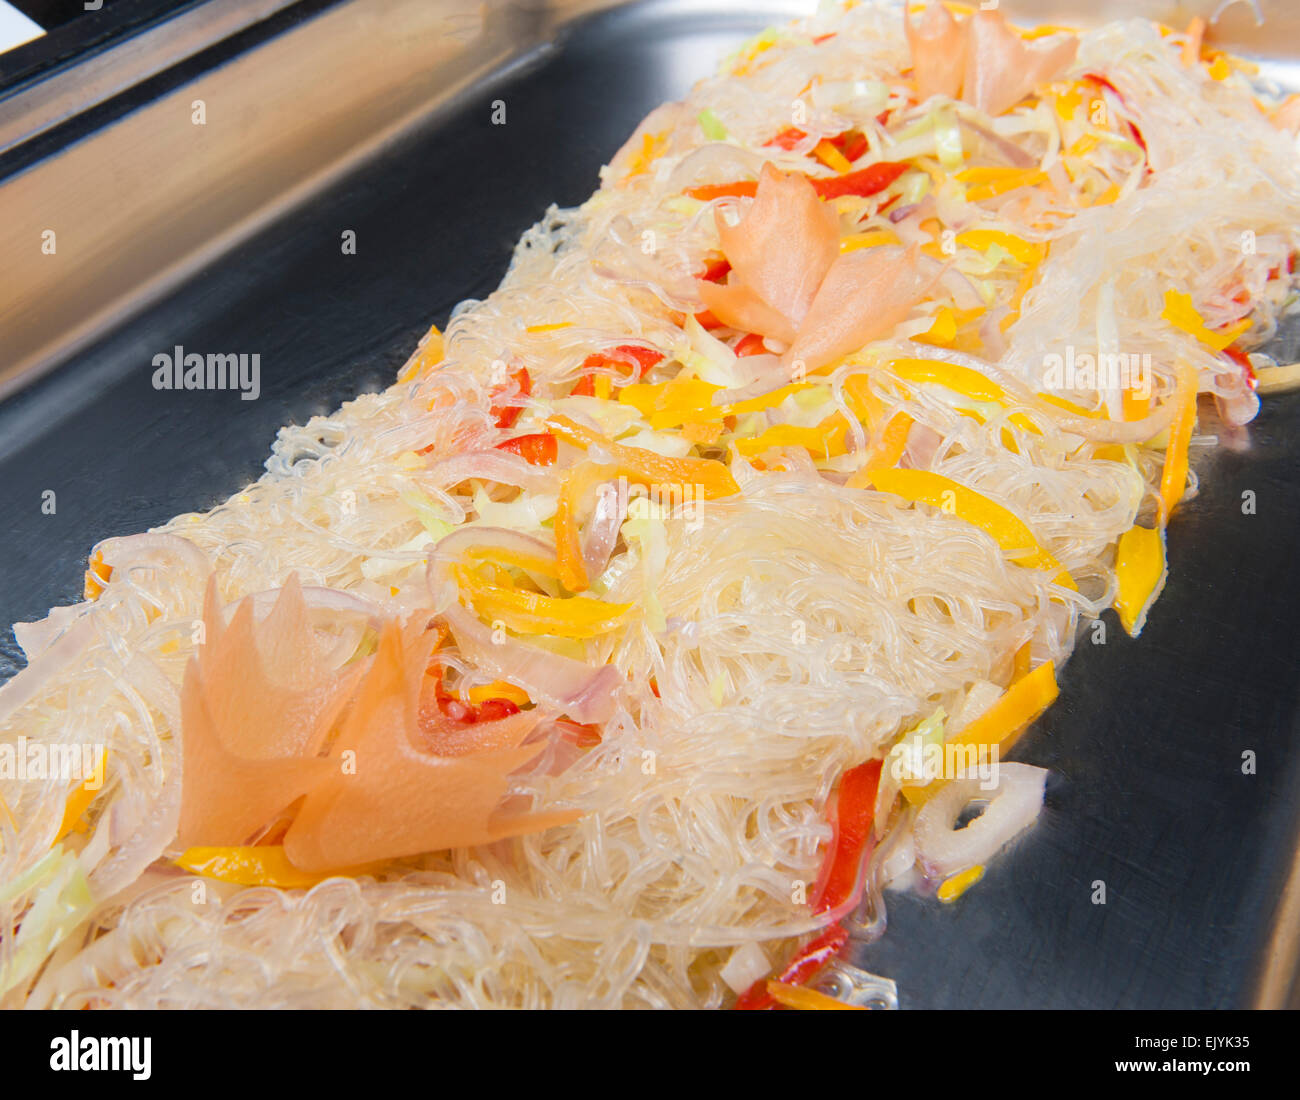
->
<box><xmin>440</xmin><ymin>603</ymin><xmax>620</xmax><ymax>725</ymax></box>
<box><xmin>426</xmin><ymin>531</ymin><xmax>620</xmax><ymax>725</ymax></box>
<box><xmin>427</xmin><ymin>526</ymin><xmax>557</xmax><ymax>609</ymax></box>
<box><xmin>914</xmin><ymin>762</ymin><xmax>1046</xmax><ymax>879</ymax></box>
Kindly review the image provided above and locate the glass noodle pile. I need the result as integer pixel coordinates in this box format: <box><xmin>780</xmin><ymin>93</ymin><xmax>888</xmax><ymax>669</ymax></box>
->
<box><xmin>2</xmin><ymin>0</ymin><xmax>1298</xmax><ymax>1008</ymax></box>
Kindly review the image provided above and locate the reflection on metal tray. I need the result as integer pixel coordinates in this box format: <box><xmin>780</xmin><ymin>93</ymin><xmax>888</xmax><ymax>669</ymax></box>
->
<box><xmin>0</xmin><ymin>0</ymin><xmax>1298</xmax><ymax>1008</ymax></box>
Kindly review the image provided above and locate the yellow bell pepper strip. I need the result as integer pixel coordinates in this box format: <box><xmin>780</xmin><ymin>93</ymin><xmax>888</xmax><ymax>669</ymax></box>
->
<box><xmin>840</xmin><ymin>228</ymin><xmax>901</xmax><ymax>253</ymax></box>
<box><xmin>766</xmin><ymin>981</ymin><xmax>865</xmax><ymax>1010</ymax></box>
<box><xmin>1181</xmin><ymin>16</ymin><xmax>1206</xmax><ymax>67</ymax></box>
<box><xmin>53</xmin><ymin>752</ymin><xmax>108</xmax><ymax>845</ymax></box>
<box><xmin>724</xmin><ymin>381</ymin><xmax>819</xmax><ymax>417</ymax></box>
<box><xmin>682</xmin><ymin>420</ymin><xmax>725</xmax><ymax>445</ymax></box>
<box><xmin>1012</xmin><ymin>640</ymin><xmax>1032</xmax><ymax>682</ymax></box>
<box><xmin>813</xmin><ymin>138</ymin><xmax>853</xmax><ymax>174</ymax></box>
<box><xmin>1002</xmin><ymin>265</ymin><xmax>1038</xmax><ymax>331</ymax></box>
<box><xmin>84</xmin><ymin>549</ymin><xmax>112</xmax><ymax>601</ymax></box>
<box><xmin>904</xmin><ymin>660</ymin><xmax>1059</xmax><ymax>806</ymax></box>
<box><xmin>917</xmin><ymin>306</ymin><xmax>958</xmax><ymax>346</ymax></box>
<box><xmin>176</xmin><ymin>845</ymin><xmax>381</xmax><ymax>887</ymax></box>
<box><xmin>466</xmin><ymin>681</ymin><xmax>531</xmax><ymax>707</ymax></box>
<box><xmin>728</xmin><ymin>382</ymin><xmax>816</xmax><ymax>418</ymax></box>
<box><xmin>1122</xmin><ymin>380</ymin><xmax>1152</xmax><ymax>421</ymax></box>
<box><xmin>885</xmin><ymin>358</ymin><xmax>1041</xmax><ymax>435</ymax></box>
<box><xmin>1066</xmin><ymin>134</ymin><xmax>1099</xmax><ymax>159</ymax></box>
<box><xmin>1114</xmin><ymin>524</ymin><xmax>1168</xmax><ymax>637</ymax></box>
<box><xmin>916</xmin><ymin>304</ymin><xmax>988</xmax><ymax>351</ymax></box>
<box><xmin>955</xmin><ymin>166</ymin><xmax>1048</xmax><ymax>202</ymax></box>
<box><xmin>1022</xmin><ymin>23</ymin><xmax>1080</xmax><ymax>40</ymax></box>
<box><xmin>915</xmin><ymin>305</ymin><xmax>967</xmax><ymax>348</ymax></box>
<box><xmin>871</xmin><ymin>412</ymin><xmax>914</xmax><ymax>471</ymax></box>
<box><xmin>831</xmin><ymin>128</ymin><xmax>869</xmax><ymax>163</ymax></box>
<box><xmin>1158</xmin><ymin>359</ymin><xmax>1200</xmax><ymax>523</ymax></box>
<box><xmin>840</xmin><ymin>373</ymin><xmax>883</xmax><ymax>427</ymax></box>
<box><xmin>462</xmin><ymin>544</ymin><xmax>559</xmax><ymax>580</ymax></box>
<box><xmin>396</xmin><ymin>324</ymin><xmax>445</xmax><ymax>383</ymax></box>
<box><xmin>868</xmin><ymin>469</ymin><xmax>1077</xmax><ymax>590</ymax></box>
<box><xmin>454</xmin><ymin>565</ymin><xmax>632</xmax><ymax>639</ymax></box>
<box><xmin>1036</xmin><ymin>392</ymin><xmax>1103</xmax><ymax>418</ymax></box>
<box><xmin>846</xmin><ymin>413</ymin><xmax>913</xmax><ymax>489</ymax></box>
<box><xmin>571</xmin><ymin>372</ymin><xmax>613</xmax><ymax>400</ymax></box>
<box><xmin>888</xmin><ymin>357</ymin><xmax>1009</xmax><ymax>405</ymax></box>
<box><xmin>1090</xmin><ymin>182</ymin><xmax>1122</xmax><ymax>207</ymax></box>
<box><xmin>554</xmin><ymin>461</ymin><xmax>617</xmax><ymax>593</ymax></box>
<box><xmin>937</xmin><ymin>864</ymin><xmax>985</xmax><ymax>902</ymax></box>
<box><xmin>1161</xmin><ymin>289</ymin><xmax>1251</xmax><ymax>352</ymax></box>
<box><xmin>546</xmin><ymin>414</ymin><xmax>739</xmax><ymax>499</ymax></box>
<box><xmin>734</xmin><ymin>412</ymin><xmax>850</xmax><ymax>460</ymax></box>
<box><xmin>1049</xmin><ymin>80</ymin><xmax>1084</xmax><ymax>121</ymax></box>
<box><xmin>619</xmin><ymin>377</ymin><xmax>815</xmax><ymax>427</ymax></box>
<box><xmin>619</xmin><ymin>377</ymin><xmax>722</xmax><ymax>429</ymax></box>
<box><xmin>955</xmin><ymin>230</ymin><xmax>1047</xmax><ymax>266</ymax></box>
<box><xmin>624</xmin><ymin>130</ymin><xmax>668</xmax><ymax>179</ymax></box>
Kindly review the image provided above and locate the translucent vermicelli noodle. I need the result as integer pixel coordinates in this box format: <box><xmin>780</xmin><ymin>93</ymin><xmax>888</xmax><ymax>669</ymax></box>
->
<box><xmin>3</xmin><ymin>1</ymin><xmax>1299</xmax><ymax>1008</ymax></box>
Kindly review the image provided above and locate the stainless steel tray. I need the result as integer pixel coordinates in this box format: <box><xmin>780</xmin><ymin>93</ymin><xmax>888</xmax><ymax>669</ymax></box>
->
<box><xmin>0</xmin><ymin>0</ymin><xmax>1297</xmax><ymax>1008</ymax></box>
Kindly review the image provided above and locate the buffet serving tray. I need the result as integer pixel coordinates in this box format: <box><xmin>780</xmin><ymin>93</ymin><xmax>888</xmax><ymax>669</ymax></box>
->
<box><xmin>0</xmin><ymin>0</ymin><xmax>1297</xmax><ymax>1008</ymax></box>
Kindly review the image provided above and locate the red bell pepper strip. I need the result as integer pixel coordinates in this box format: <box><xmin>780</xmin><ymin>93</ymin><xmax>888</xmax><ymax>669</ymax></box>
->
<box><xmin>699</xmin><ymin>256</ymin><xmax>731</xmax><ymax>282</ymax></box>
<box><xmin>432</xmin><ymin>673</ymin><xmax>520</xmax><ymax>724</ymax></box>
<box><xmin>581</xmin><ymin>345</ymin><xmax>665</xmax><ymax>380</ymax></box>
<box><xmin>764</xmin><ymin>126</ymin><xmax>807</xmax><ymax>150</ymax></box>
<box><xmin>594</xmin><ymin>345</ymin><xmax>664</xmax><ymax>378</ymax></box>
<box><xmin>686</xmin><ymin>161</ymin><xmax>908</xmax><ymax>203</ymax></box>
<box><xmin>833</xmin><ymin>128</ymin><xmax>869</xmax><ymax>164</ymax></box>
<box><xmin>1083</xmin><ymin>72</ymin><xmax>1124</xmax><ymax>100</ymax></box>
<box><xmin>765</xmin><ymin>127</ymin><xmax>866</xmax><ymax>160</ymax></box>
<box><xmin>572</xmin><ymin>344</ymin><xmax>666</xmax><ymax>396</ymax></box>
<box><xmin>734</xmin><ymin>925</ymin><xmax>849</xmax><ymax>1010</ymax></box>
<box><xmin>495</xmin><ymin>432</ymin><xmax>557</xmax><ymax>466</ymax></box>
<box><xmin>1083</xmin><ymin>73</ymin><xmax>1151</xmax><ymax>173</ymax></box>
<box><xmin>555</xmin><ymin>718</ymin><xmax>603</xmax><ymax>748</ymax></box>
<box><xmin>687</xmin><ymin>180</ymin><xmax>760</xmax><ymax>201</ymax></box>
<box><xmin>490</xmin><ymin>367</ymin><xmax>531</xmax><ymax>429</ymax></box>
<box><xmin>734</xmin><ymin>332</ymin><xmax>767</xmax><ymax>357</ymax></box>
<box><xmin>810</xmin><ymin>759</ymin><xmax>883</xmax><ymax>916</ymax></box>
<box><xmin>475</xmin><ymin>698</ymin><xmax>521</xmax><ymax>722</ymax></box>
<box><xmin>812</xmin><ymin>162</ymin><xmax>908</xmax><ymax>200</ymax></box>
